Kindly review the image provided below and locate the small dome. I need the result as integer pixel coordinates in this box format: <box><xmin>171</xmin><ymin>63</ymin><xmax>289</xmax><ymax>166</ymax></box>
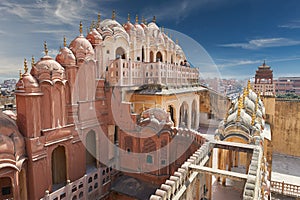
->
<box><xmin>16</xmin><ymin>72</ymin><xmax>40</xmax><ymax>93</ymax></box>
<box><xmin>100</xmin><ymin>19</ymin><xmax>123</xmax><ymax>30</ymax></box>
<box><xmin>69</xmin><ymin>35</ymin><xmax>95</xmax><ymax>63</ymax></box>
<box><xmin>33</xmin><ymin>56</ymin><xmax>65</xmax><ymax>82</ymax></box>
<box><xmin>148</xmin><ymin>22</ymin><xmax>159</xmax><ymax>31</ymax></box>
<box><xmin>0</xmin><ymin>111</ymin><xmax>25</xmax><ymax>168</ymax></box>
<box><xmin>56</xmin><ymin>47</ymin><xmax>76</xmax><ymax>66</ymax></box>
<box><xmin>86</xmin><ymin>29</ymin><xmax>103</xmax><ymax>45</ymax></box>
<box><xmin>123</xmin><ymin>21</ymin><xmax>135</xmax><ymax>33</ymax></box>
<box><xmin>134</xmin><ymin>23</ymin><xmax>145</xmax><ymax>36</ymax></box>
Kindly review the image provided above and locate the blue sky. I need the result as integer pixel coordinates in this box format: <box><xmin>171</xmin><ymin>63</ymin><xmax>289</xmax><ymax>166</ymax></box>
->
<box><xmin>1</xmin><ymin>0</ymin><xmax>300</xmax><ymax>81</ymax></box>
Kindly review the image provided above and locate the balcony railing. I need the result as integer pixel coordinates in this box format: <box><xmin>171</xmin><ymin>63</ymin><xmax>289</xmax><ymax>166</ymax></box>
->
<box><xmin>271</xmin><ymin>181</ymin><xmax>300</xmax><ymax>198</ymax></box>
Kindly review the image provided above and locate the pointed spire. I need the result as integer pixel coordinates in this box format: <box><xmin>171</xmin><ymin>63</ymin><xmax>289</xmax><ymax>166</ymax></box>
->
<box><xmin>127</xmin><ymin>13</ymin><xmax>130</xmax><ymax>22</ymax></box>
<box><xmin>79</xmin><ymin>21</ymin><xmax>83</xmax><ymax>35</ymax></box>
<box><xmin>263</xmin><ymin>60</ymin><xmax>266</xmax><ymax>66</ymax></box>
<box><xmin>19</xmin><ymin>69</ymin><xmax>22</xmax><ymax>79</ymax></box>
<box><xmin>176</xmin><ymin>38</ymin><xmax>179</xmax><ymax>44</ymax></box>
<box><xmin>63</xmin><ymin>36</ymin><xmax>67</xmax><ymax>47</ymax></box>
<box><xmin>31</xmin><ymin>56</ymin><xmax>35</xmax><ymax>67</ymax></box>
<box><xmin>24</xmin><ymin>58</ymin><xmax>28</xmax><ymax>73</ymax></box>
<box><xmin>112</xmin><ymin>10</ymin><xmax>116</xmax><ymax>20</ymax></box>
<box><xmin>135</xmin><ymin>14</ymin><xmax>138</xmax><ymax>23</ymax></box>
<box><xmin>44</xmin><ymin>41</ymin><xmax>48</xmax><ymax>56</ymax></box>
<box><xmin>152</xmin><ymin>16</ymin><xmax>156</xmax><ymax>23</ymax></box>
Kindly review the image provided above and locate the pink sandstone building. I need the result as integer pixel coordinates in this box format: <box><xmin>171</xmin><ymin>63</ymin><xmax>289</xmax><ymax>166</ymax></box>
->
<box><xmin>0</xmin><ymin>10</ymin><xmax>271</xmax><ymax>200</ymax></box>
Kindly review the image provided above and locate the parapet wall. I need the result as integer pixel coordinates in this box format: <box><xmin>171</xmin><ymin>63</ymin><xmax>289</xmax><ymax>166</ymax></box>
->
<box><xmin>272</xmin><ymin>99</ymin><xmax>300</xmax><ymax>156</ymax></box>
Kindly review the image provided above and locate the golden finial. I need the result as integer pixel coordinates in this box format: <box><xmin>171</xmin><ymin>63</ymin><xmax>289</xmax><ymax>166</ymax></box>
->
<box><xmin>31</xmin><ymin>56</ymin><xmax>35</xmax><ymax>67</ymax></box>
<box><xmin>152</xmin><ymin>16</ymin><xmax>156</xmax><ymax>23</ymax></box>
<box><xmin>19</xmin><ymin>70</ymin><xmax>22</xmax><ymax>79</ymax></box>
<box><xmin>251</xmin><ymin>112</ymin><xmax>256</xmax><ymax>125</ymax></box>
<box><xmin>92</xmin><ymin>20</ymin><xmax>96</xmax><ymax>29</ymax></box>
<box><xmin>135</xmin><ymin>14</ymin><xmax>138</xmax><ymax>23</ymax></box>
<box><xmin>89</xmin><ymin>22</ymin><xmax>93</xmax><ymax>32</ymax></box>
<box><xmin>24</xmin><ymin>58</ymin><xmax>28</xmax><ymax>73</ymax></box>
<box><xmin>127</xmin><ymin>13</ymin><xmax>130</xmax><ymax>22</ymax></box>
<box><xmin>247</xmin><ymin>80</ymin><xmax>251</xmax><ymax>91</ymax></box>
<box><xmin>112</xmin><ymin>10</ymin><xmax>116</xmax><ymax>20</ymax></box>
<box><xmin>97</xmin><ymin>12</ymin><xmax>101</xmax><ymax>27</ymax></box>
<box><xmin>79</xmin><ymin>21</ymin><xmax>83</xmax><ymax>35</ymax></box>
<box><xmin>63</xmin><ymin>36</ymin><xmax>67</xmax><ymax>47</ymax></box>
<box><xmin>142</xmin><ymin>16</ymin><xmax>146</xmax><ymax>24</ymax></box>
<box><xmin>142</xmin><ymin>104</ymin><xmax>145</xmax><ymax>112</ymax></box>
<box><xmin>44</xmin><ymin>41</ymin><xmax>48</xmax><ymax>56</ymax></box>
<box><xmin>237</xmin><ymin>97</ymin><xmax>243</xmax><ymax>121</ymax></box>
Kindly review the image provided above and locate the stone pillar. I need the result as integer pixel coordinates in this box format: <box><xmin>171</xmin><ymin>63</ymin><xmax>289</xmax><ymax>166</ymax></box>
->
<box><xmin>234</xmin><ymin>151</ymin><xmax>239</xmax><ymax>167</ymax></box>
<box><xmin>187</xmin><ymin>102</ymin><xmax>192</xmax><ymax>129</ymax></box>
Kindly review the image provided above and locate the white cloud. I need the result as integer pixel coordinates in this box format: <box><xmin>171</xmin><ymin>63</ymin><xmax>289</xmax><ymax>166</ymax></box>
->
<box><xmin>220</xmin><ymin>38</ymin><xmax>300</xmax><ymax>50</ymax></box>
<box><xmin>216</xmin><ymin>56</ymin><xmax>300</xmax><ymax>68</ymax></box>
<box><xmin>141</xmin><ymin>0</ymin><xmax>233</xmax><ymax>24</ymax></box>
<box><xmin>279</xmin><ymin>20</ymin><xmax>300</xmax><ymax>29</ymax></box>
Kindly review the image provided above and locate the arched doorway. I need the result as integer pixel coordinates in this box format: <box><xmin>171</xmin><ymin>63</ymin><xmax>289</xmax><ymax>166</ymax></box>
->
<box><xmin>0</xmin><ymin>177</ymin><xmax>13</xmax><ymax>199</ymax></box>
<box><xmin>52</xmin><ymin>146</ymin><xmax>67</xmax><ymax>190</ymax></box>
<box><xmin>150</xmin><ymin>51</ymin><xmax>154</xmax><ymax>62</ymax></box>
<box><xmin>142</xmin><ymin>46</ymin><xmax>145</xmax><ymax>62</ymax></box>
<box><xmin>191</xmin><ymin>100</ymin><xmax>197</xmax><ymax>130</ymax></box>
<box><xmin>179</xmin><ymin>102</ymin><xmax>188</xmax><ymax>128</ymax></box>
<box><xmin>168</xmin><ymin>105</ymin><xmax>176</xmax><ymax>126</ymax></box>
<box><xmin>116</xmin><ymin>47</ymin><xmax>126</xmax><ymax>59</ymax></box>
<box><xmin>86</xmin><ymin>130</ymin><xmax>97</xmax><ymax>172</ymax></box>
<box><xmin>156</xmin><ymin>51</ymin><xmax>163</xmax><ymax>62</ymax></box>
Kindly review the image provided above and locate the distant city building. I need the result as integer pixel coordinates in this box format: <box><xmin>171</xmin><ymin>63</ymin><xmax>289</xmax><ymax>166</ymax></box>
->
<box><xmin>253</xmin><ymin>61</ymin><xmax>275</xmax><ymax>96</ymax></box>
<box><xmin>274</xmin><ymin>77</ymin><xmax>300</xmax><ymax>95</ymax></box>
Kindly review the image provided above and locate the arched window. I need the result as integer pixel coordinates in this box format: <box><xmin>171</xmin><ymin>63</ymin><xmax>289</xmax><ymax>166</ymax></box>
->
<box><xmin>156</xmin><ymin>51</ymin><xmax>163</xmax><ymax>62</ymax></box>
<box><xmin>179</xmin><ymin>102</ymin><xmax>189</xmax><ymax>128</ymax></box>
<box><xmin>0</xmin><ymin>177</ymin><xmax>13</xmax><ymax>199</ymax></box>
<box><xmin>52</xmin><ymin>146</ymin><xmax>67</xmax><ymax>190</ymax></box>
<box><xmin>86</xmin><ymin>130</ymin><xmax>97</xmax><ymax>171</ymax></box>
<box><xmin>116</xmin><ymin>47</ymin><xmax>126</xmax><ymax>59</ymax></box>
<box><xmin>142</xmin><ymin>46</ymin><xmax>145</xmax><ymax>62</ymax></box>
<box><xmin>168</xmin><ymin>105</ymin><xmax>175</xmax><ymax>126</ymax></box>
